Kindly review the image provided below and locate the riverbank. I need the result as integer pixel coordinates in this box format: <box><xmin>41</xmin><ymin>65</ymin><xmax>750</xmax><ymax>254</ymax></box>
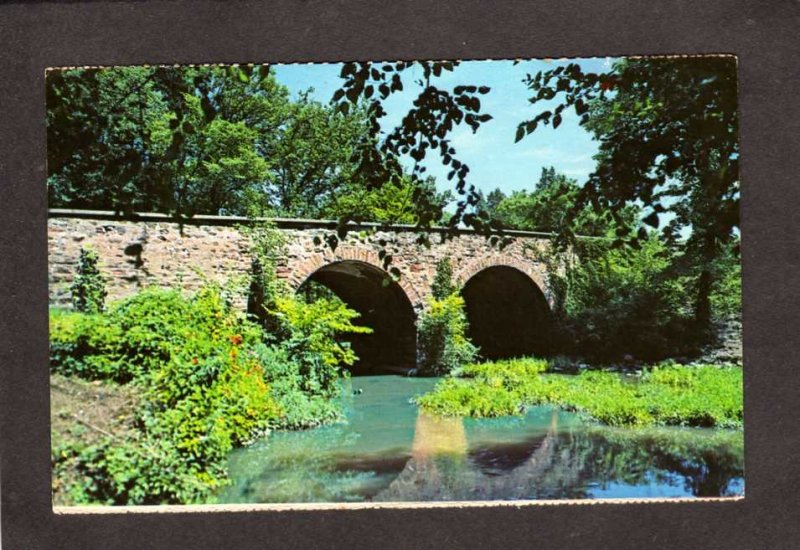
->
<box><xmin>50</xmin><ymin>373</ymin><xmax>141</xmax><ymax>506</ymax></box>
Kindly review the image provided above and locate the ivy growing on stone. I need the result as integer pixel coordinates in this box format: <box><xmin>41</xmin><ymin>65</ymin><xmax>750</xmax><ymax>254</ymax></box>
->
<box><xmin>70</xmin><ymin>247</ymin><xmax>107</xmax><ymax>313</ymax></box>
<box><xmin>430</xmin><ymin>256</ymin><xmax>456</xmax><ymax>300</ymax></box>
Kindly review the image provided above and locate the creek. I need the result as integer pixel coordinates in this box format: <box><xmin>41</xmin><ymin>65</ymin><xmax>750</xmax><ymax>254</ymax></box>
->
<box><xmin>220</xmin><ymin>375</ymin><xmax>744</xmax><ymax>503</ymax></box>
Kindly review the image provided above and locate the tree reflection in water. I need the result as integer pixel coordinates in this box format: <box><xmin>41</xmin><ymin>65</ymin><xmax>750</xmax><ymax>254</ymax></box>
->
<box><xmin>373</xmin><ymin>411</ymin><xmax>743</xmax><ymax>502</ymax></box>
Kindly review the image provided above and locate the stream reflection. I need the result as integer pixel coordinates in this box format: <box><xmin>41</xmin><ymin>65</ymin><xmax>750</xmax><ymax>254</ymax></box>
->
<box><xmin>221</xmin><ymin>376</ymin><xmax>743</xmax><ymax>503</ymax></box>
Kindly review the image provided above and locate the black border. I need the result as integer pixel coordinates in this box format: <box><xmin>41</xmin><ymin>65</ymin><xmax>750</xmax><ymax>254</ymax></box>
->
<box><xmin>2</xmin><ymin>1</ymin><xmax>798</xmax><ymax>548</ymax></box>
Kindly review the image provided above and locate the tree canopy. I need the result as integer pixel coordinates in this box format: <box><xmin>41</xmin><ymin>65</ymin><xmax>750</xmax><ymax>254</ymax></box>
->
<box><xmin>47</xmin><ymin>65</ymin><xmax>371</xmax><ymax>219</ymax></box>
<box><xmin>48</xmin><ymin>57</ymin><xmax>740</xmax><ymax>335</ymax></box>
<box><xmin>514</xmin><ymin>56</ymin><xmax>739</xmax><ymax>326</ymax></box>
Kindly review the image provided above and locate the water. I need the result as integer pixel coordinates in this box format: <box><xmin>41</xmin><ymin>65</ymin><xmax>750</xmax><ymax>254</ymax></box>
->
<box><xmin>220</xmin><ymin>375</ymin><xmax>744</xmax><ymax>503</ymax></box>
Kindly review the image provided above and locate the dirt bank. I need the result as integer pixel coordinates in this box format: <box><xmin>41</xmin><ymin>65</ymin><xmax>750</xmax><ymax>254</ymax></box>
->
<box><xmin>50</xmin><ymin>373</ymin><xmax>140</xmax><ymax>506</ymax></box>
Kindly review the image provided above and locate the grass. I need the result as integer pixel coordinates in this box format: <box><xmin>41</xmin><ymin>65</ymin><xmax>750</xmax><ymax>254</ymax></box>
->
<box><xmin>416</xmin><ymin>359</ymin><xmax>743</xmax><ymax>429</ymax></box>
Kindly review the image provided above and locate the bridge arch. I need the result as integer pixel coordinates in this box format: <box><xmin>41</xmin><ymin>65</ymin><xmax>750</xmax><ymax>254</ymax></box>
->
<box><xmin>458</xmin><ymin>259</ymin><xmax>552</xmax><ymax>360</ymax></box>
<box><xmin>295</xmin><ymin>255</ymin><xmax>418</xmax><ymax>375</ymax></box>
<box><xmin>288</xmin><ymin>244</ymin><xmax>424</xmax><ymax>309</ymax></box>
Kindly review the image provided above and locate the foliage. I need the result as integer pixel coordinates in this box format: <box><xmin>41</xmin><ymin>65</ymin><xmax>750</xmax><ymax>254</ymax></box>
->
<box><xmin>243</xmin><ymin>221</ymin><xmax>288</xmax><ymax>330</ymax></box>
<box><xmin>47</xmin><ymin>65</ymin><xmax>371</xmax><ymax>220</ymax></box>
<box><xmin>430</xmin><ymin>256</ymin><xmax>456</xmax><ymax>300</ymax></box>
<box><xmin>491</xmin><ymin>167</ymin><xmax>634</xmax><ymax>237</ymax></box>
<box><xmin>252</xmin><ymin>344</ymin><xmax>343</xmax><ymax>430</ymax></box>
<box><xmin>558</xmin><ymin>235</ymin><xmax>697</xmax><ymax>361</ymax></box>
<box><xmin>271</xmin><ymin>294</ymin><xmax>372</xmax><ymax>392</ymax></box>
<box><xmin>488</xmin><ymin>165</ymin><xmax>739</xmax><ymax>362</ymax></box>
<box><xmin>418</xmin><ymin>360</ymin><xmax>742</xmax><ymax>429</ymax></box>
<box><xmin>709</xmin><ymin>238</ymin><xmax>742</xmax><ymax>321</ymax></box>
<box><xmin>51</xmin><ymin>285</ymin><xmax>284</xmax><ymax>503</ymax></box>
<box><xmin>330</xmin><ymin>60</ymin><xmax>495</xmax><ymax>234</ymax></box>
<box><xmin>49</xmin><ymin>281</ymin><xmax>370</xmax><ymax>504</ymax></box>
<box><xmin>417</xmin><ymin>294</ymin><xmax>477</xmax><ymax>376</ymax></box>
<box><xmin>52</xmin><ymin>288</ymin><xmax>203</xmax><ymax>382</ymax></box>
<box><xmin>458</xmin><ymin>357</ymin><xmax>550</xmax><ymax>380</ymax></box>
<box><xmin>320</xmin><ymin>175</ymin><xmax>452</xmax><ymax>225</ymax></box>
<box><xmin>70</xmin><ymin>247</ymin><xmax>107</xmax><ymax>313</ymax></box>
<box><xmin>50</xmin><ymin>309</ymin><xmax>124</xmax><ymax>380</ymax></box>
<box><xmin>518</xmin><ymin>57</ymin><xmax>739</xmax><ymax>330</ymax></box>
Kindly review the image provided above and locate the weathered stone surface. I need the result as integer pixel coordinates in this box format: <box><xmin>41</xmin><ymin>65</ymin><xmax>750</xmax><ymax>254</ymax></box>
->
<box><xmin>48</xmin><ymin>215</ymin><xmax>557</xmax><ymax>312</ymax></box>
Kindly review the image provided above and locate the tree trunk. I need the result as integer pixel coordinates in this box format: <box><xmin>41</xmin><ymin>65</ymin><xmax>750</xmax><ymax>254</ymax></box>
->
<box><xmin>694</xmin><ymin>267</ymin><xmax>712</xmax><ymax>332</ymax></box>
<box><xmin>693</xmin><ymin>228</ymin><xmax>717</xmax><ymax>341</ymax></box>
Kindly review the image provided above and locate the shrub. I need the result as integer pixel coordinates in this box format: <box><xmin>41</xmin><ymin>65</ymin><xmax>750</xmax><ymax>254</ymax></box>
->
<box><xmin>271</xmin><ymin>294</ymin><xmax>372</xmax><ymax>395</ymax></box>
<box><xmin>70</xmin><ymin>247</ymin><xmax>107</xmax><ymax>313</ymax></box>
<box><xmin>243</xmin><ymin>221</ymin><xmax>288</xmax><ymax>331</ymax></box>
<box><xmin>51</xmin><ymin>242</ymin><xmax>377</xmax><ymax>505</ymax></box>
<box><xmin>417</xmin><ymin>294</ymin><xmax>478</xmax><ymax>376</ymax></box>
<box><xmin>50</xmin><ymin>285</ymin><xmax>285</xmax><ymax>503</ymax></box>
<box><xmin>50</xmin><ymin>309</ymin><xmax>126</xmax><ymax>380</ymax></box>
<box><xmin>556</xmin><ymin>236</ymin><xmax>696</xmax><ymax>362</ymax></box>
<box><xmin>254</xmin><ymin>344</ymin><xmax>343</xmax><ymax>429</ymax></box>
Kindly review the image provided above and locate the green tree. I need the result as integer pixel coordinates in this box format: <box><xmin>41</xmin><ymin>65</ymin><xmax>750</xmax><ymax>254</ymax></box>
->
<box><xmin>147</xmin><ymin>95</ymin><xmax>270</xmax><ymax>217</ymax></box>
<box><xmin>47</xmin><ymin>65</ymin><xmax>371</xmax><ymax>220</ymax></box>
<box><xmin>330</xmin><ymin>61</ymin><xmax>494</xmax><ymax>234</ymax></box>
<box><xmin>492</xmin><ymin>167</ymin><xmax>633</xmax><ymax>237</ymax></box>
<box><xmin>321</xmin><ymin>175</ymin><xmax>452</xmax><ymax>224</ymax></box>
<box><xmin>262</xmin><ymin>92</ymin><xmax>370</xmax><ymax>217</ymax></box>
<box><xmin>485</xmin><ymin>188</ymin><xmax>506</xmax><ymax>217</ymax></box>
<box><xmin>47</xmin><ymin>67</ymin><xmax>166</xmax><ymax>213</ymax></box>
<box><xmin>516</xmin><ymin>57</ymin><xmax>739</xmax><ymax>331</ymax></box>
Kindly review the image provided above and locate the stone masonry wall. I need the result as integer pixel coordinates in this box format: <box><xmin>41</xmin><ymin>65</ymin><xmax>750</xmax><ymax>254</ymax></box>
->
<box><xmin>48</xmin><ymin>217</ymin><xmax>252</xmax><ymax>308</ymax></box>
<box><xmin>48</xmin><ymin>215</ymin><xmax>555</xmax><ymax>312</ymax></box>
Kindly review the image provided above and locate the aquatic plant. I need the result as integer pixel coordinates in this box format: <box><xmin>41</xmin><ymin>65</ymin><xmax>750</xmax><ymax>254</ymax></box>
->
<box><xmin>417</xmin><ymin>360</ymin><xmax>743</xmax><ymax>429</ymax></box>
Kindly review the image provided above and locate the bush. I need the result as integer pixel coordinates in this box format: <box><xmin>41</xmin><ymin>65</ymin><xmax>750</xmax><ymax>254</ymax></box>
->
<box><xmin>51</xmin><ymin>285</ymin><xmax>285</xmax><ymax>503</ymax></box>
<box><xmin>417</xmin><ymin>293</ymin><xmax>478</xmax><ymax>376</ymax></box>
<box><xmin>556</xmin><ymin>236</ymin><xmax>696</xmax><ymax>362</ymax></box>
<box><xmin>50</xmin><ymin>287</ymin><xmax>251</xmax><ymax>383</ymax></box>
<box><xmin>70</xmin><ymin>247</ymin><xmax>107</xmax><ymax>313</ymax></box>
<box><xmin>271</xmin><ymin>294</ymin><xmax>372</xmax><ymax>395</ymax></box>
<box><xmin>50</xmin><ymin>280</ymin><xmax>378</xmax><ymax>504</ymax></box>
<box><xmin>430</xmin><ymin>257</ymin><xmax>456</xmax><ymax>300</ymax></box>
<box><xmin>709</xmin><ymin>245</ymin><xmax>742</xmax><ymax>322</ymax></box>
<box><xmin>243</xmin><ymin>221</ymin><xmax>288</xmax><ymax>331</ymax></box>
<box><xmin>254</xmin><ymin>344</ymin><xmax>343</xmax><ymax>429</ymax></box>
<box><xmin>50</xmin><ymin>309</ymin><xmax>126</xmax><ymax>380</ymax></box>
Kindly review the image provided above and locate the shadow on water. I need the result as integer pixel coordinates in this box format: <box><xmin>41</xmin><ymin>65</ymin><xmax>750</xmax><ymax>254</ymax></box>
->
<box><xmin>220</xmin><ymin>375</ymin><xmax>744</xmax><ymax>504</ymax></box>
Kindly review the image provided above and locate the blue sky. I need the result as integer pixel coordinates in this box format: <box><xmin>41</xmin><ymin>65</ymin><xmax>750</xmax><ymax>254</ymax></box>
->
<box><xmin>274</xmin><ymin>57</ymin><xmax>616</xmax><ymax>198</ymax></box>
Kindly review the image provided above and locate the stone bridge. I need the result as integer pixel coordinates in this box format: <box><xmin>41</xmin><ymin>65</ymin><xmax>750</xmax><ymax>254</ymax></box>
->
<box><xmin>48</xmin><ymin>210</ymin><xmax>560</xmax><ymax>373</ymax></box>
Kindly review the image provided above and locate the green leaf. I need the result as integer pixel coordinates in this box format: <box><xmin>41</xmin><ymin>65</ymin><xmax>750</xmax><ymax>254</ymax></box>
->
<box><xmin>643</xmin><ymin>212</ymin><xmax>660</xmax><ymax>228</ymax></box>
<box><xmin>515</xmin><ymin>124</ymin><xmax>526</xmax><ymax>143</ymax></box>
